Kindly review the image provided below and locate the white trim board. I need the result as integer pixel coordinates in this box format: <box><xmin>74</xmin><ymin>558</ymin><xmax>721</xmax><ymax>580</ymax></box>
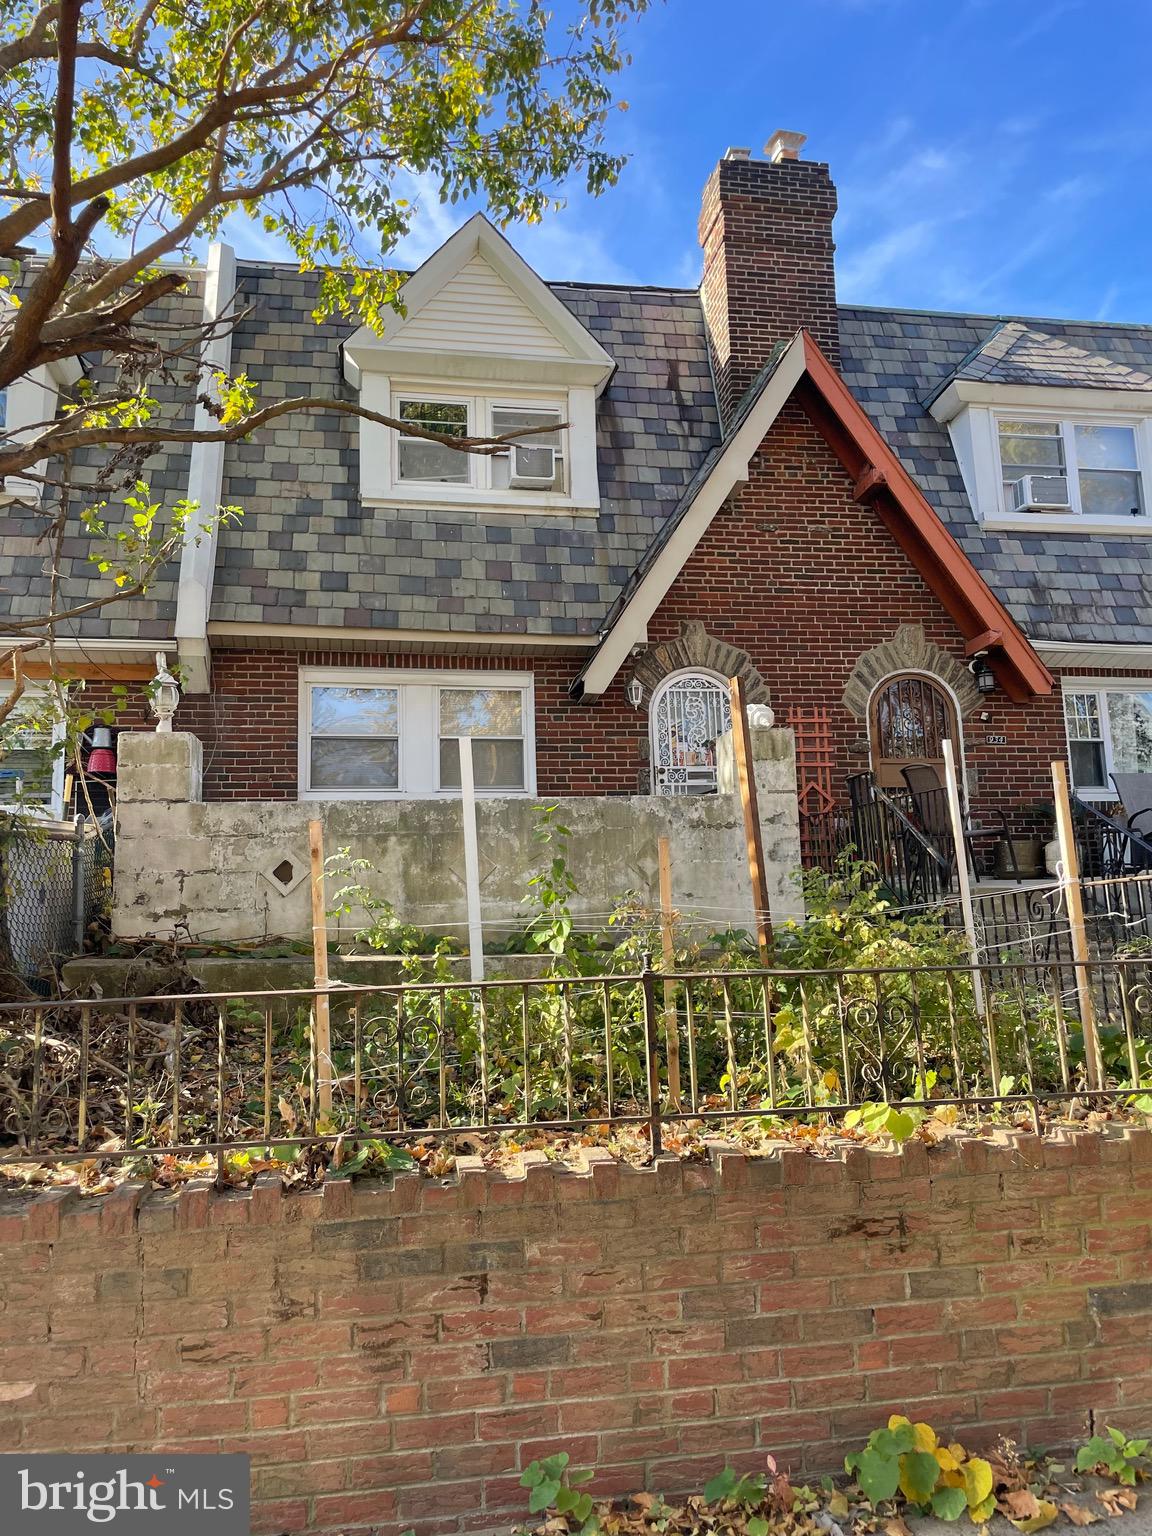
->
<box><xmin>1036</xmin><ymin>642</ymin><xmax>1152</xmax><ymax>672</ymax></box>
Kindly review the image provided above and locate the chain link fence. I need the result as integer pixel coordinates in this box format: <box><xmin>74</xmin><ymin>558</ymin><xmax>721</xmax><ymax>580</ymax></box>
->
<box><xmin>0</xmin><ymin>813</ymin><xmax>114</xmax><ymax>995</ymax></box>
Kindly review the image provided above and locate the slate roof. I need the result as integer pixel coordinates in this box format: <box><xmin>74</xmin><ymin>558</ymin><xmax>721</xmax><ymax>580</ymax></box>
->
<box><xmin>838</xmin><ymin>307</ymin><xmax>1152</xmax><ymax>645</ymax></box>
<box><xmin>927</xmin><ymin>319</ymin><xmax>1152</xmax><ymax>396</ymax></box>
<box><xmin>0</xmin><ymin>274</ymin><xmax>203</xmax><ymax>642</ymax></box>
<box><xmin>6</xmin><ymin>253</ymin><xmax>1152</xmax><ymax>653</ymax></box>
<box><xmin>205</xmin><ymin>265</ymin><xmax>721</xmax><ymax>638</ymax></box>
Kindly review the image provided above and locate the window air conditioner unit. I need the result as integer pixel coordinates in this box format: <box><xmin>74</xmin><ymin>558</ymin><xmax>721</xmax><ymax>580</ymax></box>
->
<box><xmin>1011</xmin><ymin>473</ymin><xmax>1072</xmax><ymax>512</ymax></box>
<box><xmin>508</xmin><ymin>442</ymin><xmax>557</xmax><ymax>488</ymax></box>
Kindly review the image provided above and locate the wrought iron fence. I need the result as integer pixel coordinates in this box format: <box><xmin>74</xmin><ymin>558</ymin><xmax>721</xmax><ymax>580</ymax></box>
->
<box><xmin>0</xmin><ymin>813</ymin><xmax>114</xmax><ymax>993</ymax></box>
<box><xmin>3</xmin><ymin>954</ymin><xmax>1151</xmax><ymax>1166</ymax></box>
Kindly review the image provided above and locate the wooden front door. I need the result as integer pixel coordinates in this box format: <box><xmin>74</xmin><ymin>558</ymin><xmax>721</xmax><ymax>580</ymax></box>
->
<box><xmin>869</xmin><ymin>674</ymin><xmax>958</xmax><ymax>791</ymax></box>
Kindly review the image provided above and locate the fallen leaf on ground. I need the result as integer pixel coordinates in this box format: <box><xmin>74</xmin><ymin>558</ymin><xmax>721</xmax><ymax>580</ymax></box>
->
<box><xmin>1098</xmin><ymin>1489</ymin><xmax>1139</xmax><ymax>1517</ymax></box>
<box><xmin>1061</xmin><ymin>1503</ymin><xmax>1101</xmax><ymax>1526</ymax></box>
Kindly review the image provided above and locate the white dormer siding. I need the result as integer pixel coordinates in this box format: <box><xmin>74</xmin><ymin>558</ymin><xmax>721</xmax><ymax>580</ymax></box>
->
<box><xmin>398</xmin><ymin>253</ymin><xmax>561</xmax><ymax>357</ymax></box>
<box><xmin>343</xmin><ymin>214</ymin><xmax>614</xmax><ymax>514</ymax></box>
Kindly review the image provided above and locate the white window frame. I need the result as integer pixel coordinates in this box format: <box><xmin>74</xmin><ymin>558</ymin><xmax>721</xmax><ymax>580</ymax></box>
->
<box><xmin>0</xmin><ymin>687</ymin><xmax>67</xmax><ymax>817</ymax></box>
<box><xmin>299</xmin><ymin>667</ymin><xmax>536</xmax><ymax>800</ymax></box>
<box><xmin>995</xmin><ymin>411</ymin><xmax>1147</xmax><ymax>523</ymax></box>
<box><xmin>1060</xmin><ymin>677</ymin><xmax>1152</xmax><ymax>800</ymax></box>
<box><xmin>387</xmin><ymin>382</ymin><xmax>568</xmax><ymax>499</ymax></box>
<box><xmin>942</xmin><ymin>398</ymin><xmax>1152</xmax><ymax>535</ymax></box>
<box><xmin>357</xmin><ymin>372</ymin><xmax>598</xmax><ymax>513</ymax></box>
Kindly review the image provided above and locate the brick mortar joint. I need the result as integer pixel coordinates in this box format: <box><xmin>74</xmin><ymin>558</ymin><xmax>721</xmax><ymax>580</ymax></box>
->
<box><xmin>1</xmin><ymin>1124</ymin><xmax>1144</xmax><ymax>1241</ymax></box>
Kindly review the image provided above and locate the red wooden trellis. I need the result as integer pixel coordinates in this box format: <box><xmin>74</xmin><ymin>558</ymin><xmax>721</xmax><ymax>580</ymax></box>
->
<box><xmin>784</xmin><ymin>704</ymin><xmax>840</xmax><ymax>868</ymax></box>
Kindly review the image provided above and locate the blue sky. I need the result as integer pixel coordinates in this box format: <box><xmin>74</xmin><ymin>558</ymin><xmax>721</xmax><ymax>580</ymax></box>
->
<box><xmin>227</xmin><ymin>0</ymin><xmax>1152</xmax><ymax>324</ymax></box>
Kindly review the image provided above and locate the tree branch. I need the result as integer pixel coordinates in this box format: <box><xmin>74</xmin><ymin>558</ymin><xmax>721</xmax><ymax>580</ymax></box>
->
<box><xmin>0</xmin><ymin>397</ymin><xmax>569</xmax><ymax>479</ymax></box>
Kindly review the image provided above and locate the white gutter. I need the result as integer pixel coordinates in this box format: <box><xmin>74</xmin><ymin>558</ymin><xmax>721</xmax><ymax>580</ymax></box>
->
<box><xmin>174</xmin><ymin>241</ymin><xmax>236</xmax><ymax>693</ymax></box>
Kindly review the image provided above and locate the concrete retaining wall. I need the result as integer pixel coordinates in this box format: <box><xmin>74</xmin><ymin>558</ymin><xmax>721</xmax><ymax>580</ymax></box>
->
<box><xmin>111</xmin><ymin>728</ymin><xmax>803</xmax><ymax>945</ymax></box>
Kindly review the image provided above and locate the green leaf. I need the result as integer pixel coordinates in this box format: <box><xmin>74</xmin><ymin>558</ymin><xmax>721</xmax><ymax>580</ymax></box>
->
<box><xmin>520</xmin><ymin>1461</ymin><xmax>543</xmax><ymax>1489</ymax></box>
<box><xmin>703</xmin><ymin>1467</ymin><xmax>738</xmax><ymax>1504</ymax></box>
<box><xmin>747</xmin><ymin>1518</ymin><xmax>770</xmax><ymax>1536</ymax></box>
<box><xmin>901</xmin><ymin>1450</ymin><xmax>941</xmax><ymax>1502</ymax></box>
<box><xmin>855</xmin><ymin>1448</ymin><xmax>901</xmax><ymax>1504</ymax></box>
<box><xmin>529</xmin><ymin>1480</ymin><xmax>562</xmax><ymax>1513</ymax></box>
<box><xmin>1107</xmin><ymin>1426</ymin><xmax>1128</xmax><ymax>1447</ymax></box>
<box><xmin>932</xmin><ymin>1486</ymin><xmax>969</xmax><ymax>1520</ymax></box>
<box><xmin>886</xmin><ymin>1108</ymin><xmax>917</xmax><ymax>1142</ymax></box>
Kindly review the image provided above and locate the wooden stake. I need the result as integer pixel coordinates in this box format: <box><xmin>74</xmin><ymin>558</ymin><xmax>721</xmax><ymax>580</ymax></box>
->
<box><xmin>308</xmin><ymin>819</ymin><xmax>333</xmax><ymax>1118</ymax></box>
<box><xmin>729</xmin><ymin>675</ymin><xmax>774</xmax><ymax>964</ymax></box>
<box><xmin>657</xmin><ymin>834</ymin><xmax>682</xmax><ymax>1108</ymax></box>
<box><xmin>1051</xmin><ymin>760</ymin><xmax>1103</xmax><ymax>1090</ymax></box>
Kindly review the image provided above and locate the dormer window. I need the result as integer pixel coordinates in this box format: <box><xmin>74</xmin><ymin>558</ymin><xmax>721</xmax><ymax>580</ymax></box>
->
<box><xmin>396</xmin><ymin>398</ymin><xmax>470</xmax><ymax>485</ymax></box>
<box><xmin>389</xmin><ymin>387</ymin><xmax>568</xmax><ymax>500</ymax></box>
<box><xmin>342</xmin><ymin>214</ymin><xmax>612</xmax><ymax>513</ymax></box>
<box><xmin>491</xmin><ymin>406</ymin><xmax>564</xmax><ymax>494</ymax></box>
<box><xmin>997</xmin><ymin>417</ymin><xmax>1144</xmax><ymax>520</ymax></box>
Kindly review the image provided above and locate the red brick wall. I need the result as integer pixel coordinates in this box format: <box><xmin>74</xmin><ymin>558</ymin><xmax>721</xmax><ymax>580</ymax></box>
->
<box><xmin>2</xmin><ymin>1131</ymin><xmax>1149</xmax><ymax>1536</ymax></box>
<box><xmin>168</xmin><ymin>651</ymin><xmax>645</xmax><ymax>801</ymax></box>
<box><xmin>647</xmin><ymin>402</ymin><xmax>1073</xmax><ymax>825</ymax></box>
<box><xmin>699</xmin><ymin>154</ymin><xmax>839</xmax><ymax>422</ymax></box>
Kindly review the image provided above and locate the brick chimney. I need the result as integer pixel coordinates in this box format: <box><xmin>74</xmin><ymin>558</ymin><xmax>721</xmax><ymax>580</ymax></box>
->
<box><xmin>699</xmin><ymin>131</ymin><xmax>839</xmax><ymax>425</ymax></box>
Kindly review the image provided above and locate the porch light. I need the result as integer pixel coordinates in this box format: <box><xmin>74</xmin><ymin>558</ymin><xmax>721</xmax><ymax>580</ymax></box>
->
<box><xmin>971</xmin><ymin>656</ymin><xmax>997</xmax><ymax>695</ymax></box>
<box><xmin>626</xmin><ymin>676</ymin><xmax>644</xmax><ymax>709</ymax></box>
<box><xmin>149</xmin><ymin>652</ymin><xmax>181</xmax><ymax>732</ymax></box>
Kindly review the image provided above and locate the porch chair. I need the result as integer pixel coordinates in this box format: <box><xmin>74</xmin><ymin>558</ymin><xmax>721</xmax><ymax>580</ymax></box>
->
<box><xmin>1109</xmin><ymin>773</ymin><xmax>1152</xmax><ymax>869</ymax></box>
<box><xmin>900</xmin><ymin>765</ymin><xmax>1021</xmax><ymax>883</ymax></box>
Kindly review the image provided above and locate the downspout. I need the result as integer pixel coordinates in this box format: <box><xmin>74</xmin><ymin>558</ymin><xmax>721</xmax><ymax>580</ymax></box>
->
<box><xmin>174</xmin><ymin>241</ymin><xmax>236</xmax><ymax>693</ymax></box>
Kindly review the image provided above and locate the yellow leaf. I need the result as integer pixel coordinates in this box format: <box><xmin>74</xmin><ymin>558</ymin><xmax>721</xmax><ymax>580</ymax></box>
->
<box><xmin>935</xmin><ymin>1447</ymin><xmax>961</xmax><ymax>1473</ymax></box>
<box><xmin>948</xmin><ymin>1443</ymin><xmax>968</xmax><ymax>1465</ymax></box>
<box><xmin>970</xmin><ymin>1494</ymin><xmax>997</xmax><ymax>1525</ymax></box>
<box><xmin>1008</xmin><ymin>1500</ymin><xmax>1059</xmax><ymax>1533</ymax></box>
<box><xmin>823</xmin><ymin>1069</ymin><xmax>840</xmax><ymax>1091</ymax></box>
<box><xmin>963</xmin><ymin>1459</ymin><xmax>994</xmax><ymax>1510</ymax></box>
<box><xmin>888</xmin><ymin>1414</ymin><xmax>913</xmax><ymax>1432</ymax></box>
<box><xmin>913</xmin><ymin>1422</ymin><xmax>939</xmax><ymax>1453</ymax></box>
<box><xmin>828</xmin><ymin>1493</ymin><xmax>850</xmax><ymax>1519</ymax></box>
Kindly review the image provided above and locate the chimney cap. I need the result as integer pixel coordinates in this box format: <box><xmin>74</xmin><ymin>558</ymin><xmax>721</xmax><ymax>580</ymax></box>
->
<box><xmin>724</xmin><ymin>146</ymin><xmax>752</xmax><ymax>161</ymax></box>
<box><xmin>765</xmin><ymin>129</ymin><xmax>807</xmax><ymax>164</ymax></box>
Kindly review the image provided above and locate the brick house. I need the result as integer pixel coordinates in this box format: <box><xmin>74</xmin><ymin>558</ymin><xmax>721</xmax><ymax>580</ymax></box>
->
<box><xmin>6</xmin><ymin>131</ymin><xmax>1152</xmax><ymax>857</ymax></box>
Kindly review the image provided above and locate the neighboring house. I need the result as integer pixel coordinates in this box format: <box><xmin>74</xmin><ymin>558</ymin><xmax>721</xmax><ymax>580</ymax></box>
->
<box><xmin>4</xmin><ymin>132</ymin><xmax>1152</xmax><ymax>845</ymax></box>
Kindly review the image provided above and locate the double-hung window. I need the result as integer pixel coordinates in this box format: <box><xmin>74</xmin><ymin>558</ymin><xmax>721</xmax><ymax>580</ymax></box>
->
<box><xmin>998</xmin><ymin>418</ymin><xmax>1145</xmax><ymax>520</ymax></box>
<box><xmin>391</xmin><ymin>388</ymin><xmax>566</xmax><ymax>497</ymax></box>
<box><xmin>301</xmin><ymin>670</ymin><xmax>534</xmax><ymax>798</ymax></box>
<box><xmin>1063</xmin><ymin>685</ymin><xmax>1152</xmax><ymax>796</ymax></box>
<box><xmin>395</xmin><ymin>398</ymin><xmax>471</xmax><ymax>485</ymax></box>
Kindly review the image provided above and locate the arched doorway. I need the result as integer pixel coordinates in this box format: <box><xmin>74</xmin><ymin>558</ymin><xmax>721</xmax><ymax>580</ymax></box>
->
<box><xmin>650</xmin><ymin>670</ymin><xmax>731</xmax><ymax>795</ymax></box>
<box><xmin>868</xmin><ymin>673</ymin><xmax>960</xmax><ymax>791</ymax></box>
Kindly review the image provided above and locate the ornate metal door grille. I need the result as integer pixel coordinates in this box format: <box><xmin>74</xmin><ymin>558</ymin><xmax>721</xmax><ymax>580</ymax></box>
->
<box><xmin>651</xmin><ymin>672</ymin><xmax>731</xmax><ymax>796</ymax></box>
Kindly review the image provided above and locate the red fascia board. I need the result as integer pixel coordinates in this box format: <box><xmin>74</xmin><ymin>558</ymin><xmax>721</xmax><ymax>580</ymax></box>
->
<box><xmin>798</xmin><ymin>332</ymin><xmax>1054</xmax><ymax>701</ymax></box>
